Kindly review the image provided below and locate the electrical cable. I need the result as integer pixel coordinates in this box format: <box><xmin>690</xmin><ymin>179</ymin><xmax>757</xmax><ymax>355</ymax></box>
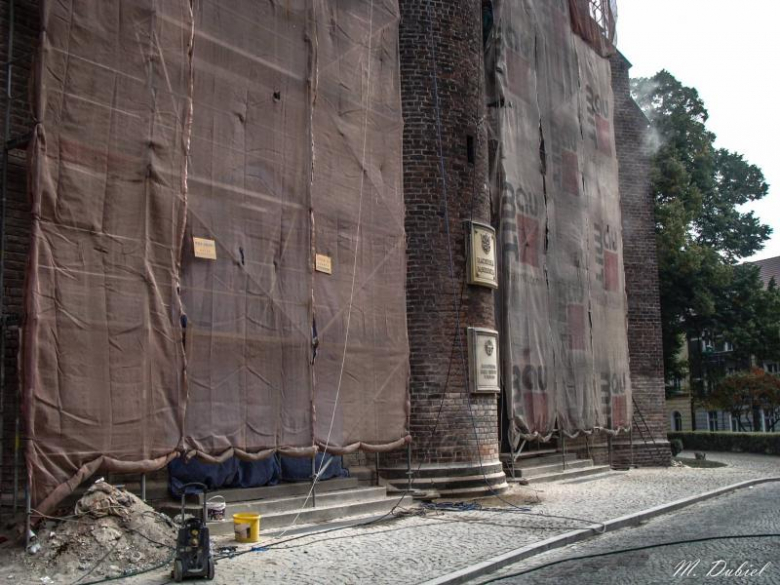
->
<box><xmin>70</xmin><ymin>536</ymin><xmax>125</xmax><ymax>585</ymax></box>
<box><xmin>64</xmin><ymin>5</ymin><xmax>603</xmax><ymax>581</ymax></box>
<box><xmin>212</xmin><ymin>305</ymin><xmax>480</xmax><ymax>563</ymax></box>
<box><xmin>269</xmin><ymin>0</ymin><xmax>492</xmax><ymax>546</ymax></box>
<box><xmin>81</xmin><ymin>5</ymin><xmax>605</xmax><ymax>580</ymax></box>
<box><xmin>74</xmin><ymin>552</ymin><xmax>176</xmax><ymax>585</ymax></box>
<box><xmin>277</xmin><ymin>0</ymin><xmax>376</xmax><ymax>539</ymax></box>
<box><xmin>37</xmin><ymin>494</ymin><xmax>178</xmax><ymax>584</ymax></box>
<box><xmin>478</xmin><ymin>533</ymin><xmax>780</xmax><ymax>583</ymax></box>
<box><xmin>124</xmin><ymin>526</ymin><xmax>176</xmax><ymax>550</ymax></box>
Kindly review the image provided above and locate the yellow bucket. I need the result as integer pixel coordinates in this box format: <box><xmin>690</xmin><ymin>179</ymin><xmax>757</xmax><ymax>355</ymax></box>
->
<box><xmin>232</xmin><ymin>513</ymin><xmax>261</xmax><ymax>543</ymax></box>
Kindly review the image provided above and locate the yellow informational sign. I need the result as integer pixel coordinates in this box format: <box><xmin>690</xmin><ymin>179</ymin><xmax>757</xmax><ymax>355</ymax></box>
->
<box><xmin>193</xmin><ymin>237</ymin><xmax>217</xmax><ymax>260</ymax></box>
<box><xmin>315</xmin><ymin>253</ymin><xmax>333</xmax><ymax>275</ymax></box>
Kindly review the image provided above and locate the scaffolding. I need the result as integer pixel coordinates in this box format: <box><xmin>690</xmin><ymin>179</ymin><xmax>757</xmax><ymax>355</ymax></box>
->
<box><xmin>0</xmin><ymin>0</ymin><xmax>33</xmax><ymax>523</ymax></box>
<box><xmin>588</xmin><ymin>0</ymin><xmax>618</xmax><ymax>43</ymax></box>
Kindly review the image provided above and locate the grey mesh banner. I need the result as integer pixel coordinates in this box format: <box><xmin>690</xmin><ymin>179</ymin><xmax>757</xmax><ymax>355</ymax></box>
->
<box><xmin>488</xmin><ymin>0</ymin><xmax>631</xmax><ymax>444</ymax></box>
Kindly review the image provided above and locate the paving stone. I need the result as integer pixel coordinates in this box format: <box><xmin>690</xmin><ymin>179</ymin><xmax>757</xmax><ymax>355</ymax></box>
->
<box><xmin>112</xmin><ymin>450</ymin><xmax>780</xmax><ymax>584</ymax></box>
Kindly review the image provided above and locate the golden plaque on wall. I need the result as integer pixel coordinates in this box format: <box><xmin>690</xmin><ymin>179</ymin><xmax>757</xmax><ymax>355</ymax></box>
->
<box><xmin>468</xmin><ymin>327</ymin><xmax>500</xmax><ymax>394</ymax></box>
<box><xmin>466</xmin><ymin>221</ymin><xmax>498</xmax><ymax>289</ymax></box>
<box><xmin>315</xmin><ymin>253</ymin><xmax>333</xmax><ymax>275</ymax></box>
<box><xmin>193</xmin><ymin>237</ymin><xmax>217</xmax><ymax>260</ymax></box>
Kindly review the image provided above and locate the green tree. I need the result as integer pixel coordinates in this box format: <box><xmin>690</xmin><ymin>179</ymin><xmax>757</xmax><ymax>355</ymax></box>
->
<box><xmin>631</xmin><ymin>71</ymin><xmax>777</xmax><ymax>388</ymax></box>
<box><xmin>707</xmin><ymin>368</ymin><xmax>780</xmax><ymax>432</ymax></box>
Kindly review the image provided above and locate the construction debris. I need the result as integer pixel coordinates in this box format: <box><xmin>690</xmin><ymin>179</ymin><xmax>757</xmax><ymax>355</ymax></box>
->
<box><xmin>0</xmin><ymin>482</ymin><xmax>176</xmax><ymax>584</ymax></box>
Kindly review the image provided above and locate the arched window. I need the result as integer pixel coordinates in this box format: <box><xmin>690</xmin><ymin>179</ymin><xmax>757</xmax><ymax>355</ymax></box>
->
<box><xmin>672</xmin><ymin>411</ymin><xmax>683</xmax><ymax>432</ymax></box>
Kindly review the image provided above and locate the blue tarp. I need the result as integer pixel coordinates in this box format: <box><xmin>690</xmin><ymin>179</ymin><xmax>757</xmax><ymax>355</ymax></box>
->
<box><xmin>279</xmin><ymin>454</ymin><xmax>349</xmax><ymax>482</ymax></box>
<box><xmin>168</xmin><ymin>454</ymin><xmax>350</xmax><ymax>496</ymax></box>
<box><xmin>168</xmin><ymin>456</ymin><xmax>281</xmax><ymax>497</ymax></box>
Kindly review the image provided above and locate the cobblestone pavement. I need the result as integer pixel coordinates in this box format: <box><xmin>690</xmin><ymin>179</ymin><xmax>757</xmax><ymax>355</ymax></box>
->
<box><xmin>77</xmin><ymin>451</ymin><xmax>780</xmax><ymax>584</ymax></box>
<box><xmin>475</xmin><ymin>481</ymin><xmax>780</xmax><ymax>585</ymax></box>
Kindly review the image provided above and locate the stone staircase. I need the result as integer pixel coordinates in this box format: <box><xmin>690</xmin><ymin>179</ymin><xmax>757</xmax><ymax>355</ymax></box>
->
<box><xmin>501</xmin><ymin>449</ymin><xmax>610</xmax><ymax>484</ymax></box>
<box><xmin>378</xmin><ymin>461</ymin><xmax>509</xmax><ymax>498</ymax></box>
<box><xmin>158</xmin><ymin>477</ymin><xmax>404</xmax><ymax>537</ymax></box>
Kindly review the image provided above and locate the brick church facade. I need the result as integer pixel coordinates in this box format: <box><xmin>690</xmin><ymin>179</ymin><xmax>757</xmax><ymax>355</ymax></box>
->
<box><xmin>0</xmin><ymin>0</ymin><xmax>669</xmax><ymax>508</ymax></box>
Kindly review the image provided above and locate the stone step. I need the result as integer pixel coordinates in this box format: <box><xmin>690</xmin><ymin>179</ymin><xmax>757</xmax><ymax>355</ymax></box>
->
<box><xmin>379</xmin><ymin>462</ymin><xmax>507</xmax><ymax>499</ymax></box>
<box><xmin>503</xmin><ymin>453</ymin><xmax>579</xmax><ymax>468</ymax></box>
<box><xmin>207</xmin><ymin>494</ymin><xmax>405</xmax><ymax>536</ymax></box>
<box><xmin>523</xmin><ymin>465</ymin><xmax>612</xmax><ymax>484</ymax></box>
<box><xmin>384</xmin><ymin>471</ymin><xmax>508</xmax><ymax>492</ymax></box>
<box><xmin>224</xmin><ymin>486</ymin><xmax>388</xmax><ymax>517</ymax></box>
<box><xmin>558</xmin><ymin>471</ymin><xmax>619</xmax><ymax>485</ymax></box>
<box><xmin>348</xmin><ymin>466</ymin><xmax>376</xmax><ymax>486</ymax></box>
<box><xmin>378</xmin><ymin>461</ymin><xmax>504</xmax><ymax>480</ymax></box>
<box><xmin>160</xmin><ymin>484</ymin><xmax>382</xmax><ymax>519</ymax></box>
<box><xmin>191</xmin><ymin>477</ymin><xmax>359</xmax><ymax>505</ymax></box>
<box><xmin>508</xmin><ymin>459</ymin><xmax>595</xmax><ymax>478</ymax></box>
<box><xmin>499</xmin><ymin>449</ymin><xmax>558</xmax><ymax>461</ymax></box>
<box><xmin>436</xmin><ymin>481</ymin><xmax>510</xmax><ymax>497</ymax></box>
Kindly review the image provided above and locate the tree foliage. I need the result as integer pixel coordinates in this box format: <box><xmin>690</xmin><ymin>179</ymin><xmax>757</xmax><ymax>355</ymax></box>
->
<box><xmin>707</xmin><ymin>368</ymin><xmax>780</xmax><ymax>432</ymax></box>
<box><xmin>631</xmin><ymin>71</ymin><xmax>777</xmax><ymax>384</ymax></box>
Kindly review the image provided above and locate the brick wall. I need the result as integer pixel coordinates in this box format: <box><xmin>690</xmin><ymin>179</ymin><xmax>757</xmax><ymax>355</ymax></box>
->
<box><xmin>0</xmin><ymin>0</ymin><xmax>38</xmax><ymax>494</ymax></box>
<box><xmin>609</xmin><ymin>51</ymin><xmax>670</xmax><ymax>466</ymax></box>
<box><xmin>385</xmin><ymin>0</ymin><xmax>500</xmax><ymax>467</ymax></box>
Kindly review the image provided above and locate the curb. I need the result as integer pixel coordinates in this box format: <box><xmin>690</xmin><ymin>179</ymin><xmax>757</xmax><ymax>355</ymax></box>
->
<box><xmin>419</xmin><ymin>476</ymin><xmax>780</xmax><ymax>585</ymax></box>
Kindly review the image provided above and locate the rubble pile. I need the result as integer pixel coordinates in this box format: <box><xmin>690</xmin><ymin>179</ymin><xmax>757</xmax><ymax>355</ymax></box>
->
<box><xmin>19</xmin><ymin>482</ymin><xmax>176</xmax><ymax>583</ymax></box>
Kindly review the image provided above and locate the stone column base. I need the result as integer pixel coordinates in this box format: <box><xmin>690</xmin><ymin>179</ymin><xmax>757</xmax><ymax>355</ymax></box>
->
<box><xmin>378</xmin><ymin>461</ymin><xmax>508</xmax><ymax>498</ymax></box>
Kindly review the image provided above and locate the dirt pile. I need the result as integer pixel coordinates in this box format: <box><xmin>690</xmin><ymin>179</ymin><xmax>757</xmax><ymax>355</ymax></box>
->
<box><xmin>2</xmin><ymin>481</ymin><xmax>177</xmax><ymax>584</ymax></box>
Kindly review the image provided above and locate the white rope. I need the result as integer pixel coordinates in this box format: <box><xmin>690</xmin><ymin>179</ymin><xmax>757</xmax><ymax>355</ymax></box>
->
<box><xmin>277</xmin><ymin>0</ymin><xmax>376</xmax><ymax>537</ymax></box>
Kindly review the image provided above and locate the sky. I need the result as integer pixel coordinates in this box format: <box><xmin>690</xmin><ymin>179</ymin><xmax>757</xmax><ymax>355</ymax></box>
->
<box><xmin>616</xmin><ymin>1</ymin><xmax>780</xmax><ymax>262</ymax></box>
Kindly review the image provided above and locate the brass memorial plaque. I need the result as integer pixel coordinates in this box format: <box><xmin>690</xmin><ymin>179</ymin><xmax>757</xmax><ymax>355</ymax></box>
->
<box><xmin>193</xmin><ymin>237</ymin><xmax>217</xmax><ymax>260</ymax></box>
<box><xmin>467</xmin><ymin>221</ymin><xmax>498</xmax><ymax>289</ymax></box>
<box><xmin>468</xmin><ymin>327</ymin><xmax>500</xmax><ymax>393</ymax></box>
<box><xmin>315</xmin><ymin>253</ymin><xmax>333</xmax><ymax>275</ymax></box>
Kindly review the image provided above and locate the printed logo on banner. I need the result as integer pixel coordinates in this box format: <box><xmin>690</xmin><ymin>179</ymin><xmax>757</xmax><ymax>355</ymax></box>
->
<box><xmin>604</xmin><ymin>249</ymin><xmax>618</xmax><ymax>291</ymax></box>
<box><xmin>551</xmin><ymin>125</ymin><xmax>581</xmax><ymax>197</ymax></box>
<box><xmin>561</xmin><ymin>150</ymin><xmax>580</xmax><ymax>196</ymax></box>
<box><xmin>595</xmin><ymin>115</ymin><xmax>613</xmax><ymax>156</ymax></box>
<box><xmin>503</xmin><ymin>21</ymin><xmax>534</xmax><ymax>101</ymax></box>
<box><xmin>594</xmin><ymin>222</ymin><xmax>619</xmax><ymax>291</ymax></box>
<box><xmin>585</xmin><ymin>84</ymin><xmax>612</xmax><ymax>155</ymax></box>
<box><xmin>611</xmin><ymin>394</ymin><xmax>628</xmax><ymax>427</ymax></box>
<box><xmin>600</xmin><ymin>371</ymin><xmax>628</xmax><ymax>427</ymax></box>
<box><xmin>505</xmin><ymin>49</ymin><xmax>530</xmax><ymax>100</ymax></box>
<box><xmin>500</xmin><ymin>181</ymin><xmax>543</xmax><ymax>269</ymax></box>
<box><xmin>517</xmin><ymin>215</ymin><xmax>541</xmax><ymax>268</ymax></box>
<box><xmin>547</xmin><ymin>3</ymin><xmax>577</xmax><ymax>95</ymax></box>
<box><xmin>513</xmin><ymin>358</ymin><xmax>549</xmax><ymax>428</ymax></box>
<box><xmin>566</xmin><ymin>304</ymin><xmax>586</xmax><ymax>350</ymax></box>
